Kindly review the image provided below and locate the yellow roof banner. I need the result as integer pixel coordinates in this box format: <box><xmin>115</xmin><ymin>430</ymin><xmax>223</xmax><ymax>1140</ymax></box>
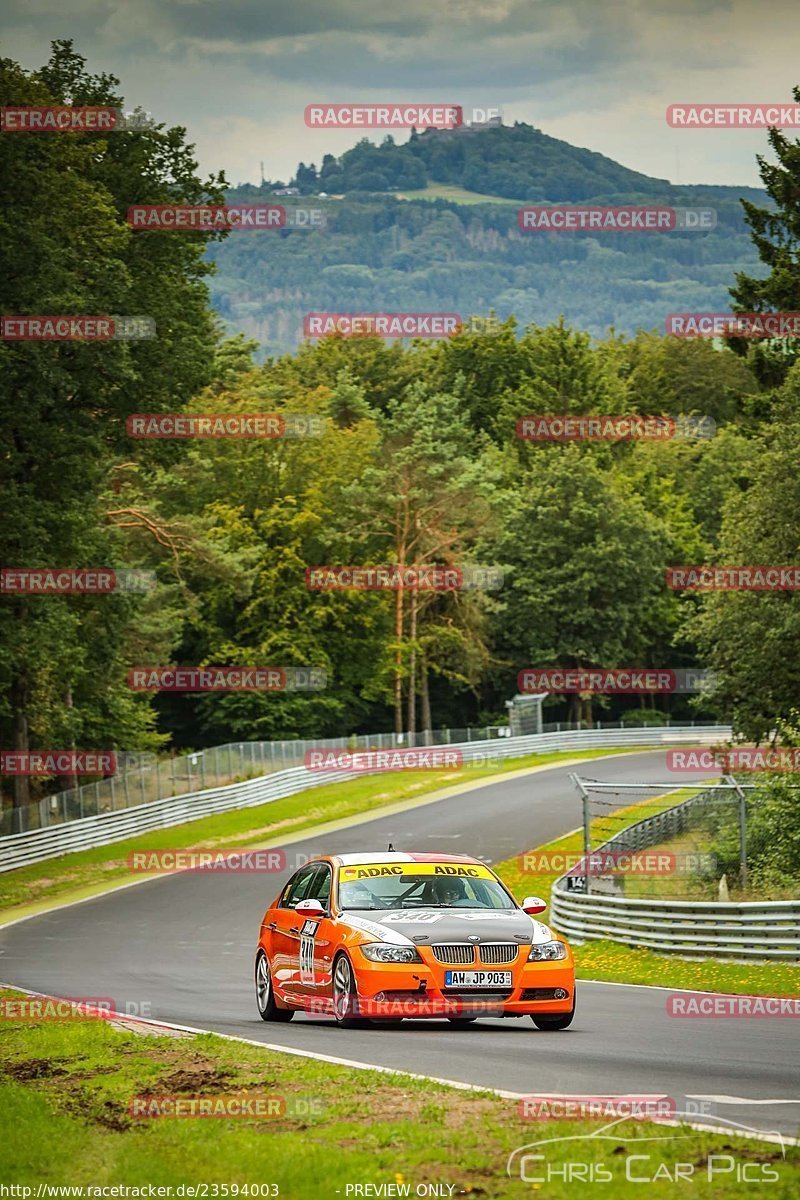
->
<box><xmin>339</xmin><ymin>862</ymin><xmax>495</xmax><ymax>881</ymax></box>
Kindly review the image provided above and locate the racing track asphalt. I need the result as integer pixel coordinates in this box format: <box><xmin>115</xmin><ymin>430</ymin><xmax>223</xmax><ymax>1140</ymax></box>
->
<box><xmin>1</xmin><ymin>749</ymin><xmax>798</xmax><ymax>1140</ymax></box>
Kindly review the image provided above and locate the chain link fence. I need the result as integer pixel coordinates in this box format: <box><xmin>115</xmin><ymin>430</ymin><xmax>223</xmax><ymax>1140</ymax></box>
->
<box><xmin>551</xmin><ymin>782</ymin><xmax>800</xmax><ymax>959</ymax></box>
<box><xmin>1</xmin><ymin>717</ymin><xmax>713</xmax><ymax>837</ymax></box>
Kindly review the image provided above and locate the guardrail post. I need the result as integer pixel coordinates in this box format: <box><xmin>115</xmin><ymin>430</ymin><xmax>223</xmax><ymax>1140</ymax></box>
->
<box><xmin>725</xmin><ymin>773</ymin><xmax>749</xmax><ymax>890</ymax></box>
<box><xmin>569</xmin><ymin>772</ymin><xmax>592</xmax><ymax>896</ymax></box>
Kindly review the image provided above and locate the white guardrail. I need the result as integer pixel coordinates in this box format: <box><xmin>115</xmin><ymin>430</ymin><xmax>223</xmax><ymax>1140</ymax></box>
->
<box><xmin>0</xmin><ymin>725</ymin><xmax>729</xmax><ymax>874</ymax></box>
<box><xmin>550</xmin><ymin>782</ymin><xmax>800</xmax><ymax>962</ymax></box>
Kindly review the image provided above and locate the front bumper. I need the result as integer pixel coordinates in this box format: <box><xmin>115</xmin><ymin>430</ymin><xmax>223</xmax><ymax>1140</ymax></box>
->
<box><xmin>350</xmin><ymin>947</ymin><xmax>575</xmax><ymax>1019</ymax></box>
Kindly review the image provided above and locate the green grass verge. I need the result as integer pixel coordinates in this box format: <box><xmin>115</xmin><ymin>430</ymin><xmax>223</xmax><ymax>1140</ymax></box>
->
<box><xmin>0</xmin><ymin>749</ymin><xmax>635</xmax><ymax>918</ymax></box>
<box><xmin>394</xmin><ymin>183</ymin><xmax>522</xmax><ymax>205</ymax></box>
<box><xmin>620</xmin><ymin>826</ymin><xmax>800</xmax><ymax>903</ymax></box>
<box><xmin>0</xmin><ymin>989</ymin><xmax>796</xmax><ymax>1197</ymax></box>
<box><xmin>493</xmin><ymin>796</ymin><xmax>800</xmax><ymax>996</ymax></box>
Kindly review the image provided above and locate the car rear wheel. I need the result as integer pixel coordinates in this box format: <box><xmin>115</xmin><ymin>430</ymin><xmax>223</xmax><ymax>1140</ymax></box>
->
<box><xmin>332</xmin><ymin>954</ymin><xmax>369</xmax><ymax>1028</ymax></box>
<box><xmin>255</xmin><ymin>951</ymin><xmax>294</xmax><ymax>1022</ymax></box>
<box><xmin>531</xmin><ymin>994</ymin><xmax>575</xmax><ymax>1030</ymax></box>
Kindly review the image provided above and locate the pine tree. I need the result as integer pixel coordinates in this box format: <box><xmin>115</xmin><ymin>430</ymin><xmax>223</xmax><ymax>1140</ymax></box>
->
<box><xmin>730</xmin><ymin>84</ymin><xmax>800</xmax><ymax>384</ymax></box>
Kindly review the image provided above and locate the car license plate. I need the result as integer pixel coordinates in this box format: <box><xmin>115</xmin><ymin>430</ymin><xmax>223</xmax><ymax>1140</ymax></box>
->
<box><xmin>444</xmin><ymin>970</ymin><xmax>512</xmax><ymax>988</ymax></box>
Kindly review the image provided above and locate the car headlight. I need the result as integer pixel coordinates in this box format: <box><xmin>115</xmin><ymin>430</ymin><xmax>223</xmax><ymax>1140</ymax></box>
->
<box><xmin>359</xmin><ymin>943</ymin><xmax>423</xmax><ymax>963</ymax></box>
<box><xmin>527</xmin><ymin>940</ymin><xmax>568</xmax><ymax>961</ymax></box>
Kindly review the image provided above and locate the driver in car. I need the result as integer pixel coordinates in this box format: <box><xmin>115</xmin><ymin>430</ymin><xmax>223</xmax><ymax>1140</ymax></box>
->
<box><xmin>432</xmin><ymin>877</ymin><xmax>473</xmax><ymax>906</ymax></box>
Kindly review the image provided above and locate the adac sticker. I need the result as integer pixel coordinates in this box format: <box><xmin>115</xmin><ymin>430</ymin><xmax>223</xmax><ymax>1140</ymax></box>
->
<box><xmin>340</xmin><ymin>862</ymin><xmax>495</xmax><ymax>881</ymax></box>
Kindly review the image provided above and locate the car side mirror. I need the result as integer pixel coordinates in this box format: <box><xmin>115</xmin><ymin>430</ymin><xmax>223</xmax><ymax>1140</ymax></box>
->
<box><xmin>295</xmin><ymin>898</ymin><xmax>326</xmax><ymax>917</ymax></box>
<box><xmin>522</xmin><ymin>895</ymin><xmax>547</xmax><ymax>915</ymax></box>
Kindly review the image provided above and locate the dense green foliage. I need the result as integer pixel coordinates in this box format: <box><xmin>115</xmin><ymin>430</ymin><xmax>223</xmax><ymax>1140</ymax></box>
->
<box><xmin>0</xmin><ymin>42</ymin><xmax>228</xmax><ymax>804</ymax></box>
<box><xmin>211</xmin><ymin>195</ymin><xmax>765</xmax><ymax>356</ymax></box>
<box><xmin>3</xmin><ymin>45</ymin><xmax>800</xmax><ymax>817</ymax></box>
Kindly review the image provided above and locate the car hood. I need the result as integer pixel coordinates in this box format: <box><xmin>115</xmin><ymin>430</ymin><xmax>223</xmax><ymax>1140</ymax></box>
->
<box><xmin>343</xmin><ymin>908</ymin><xmax>553</xmax><ymax>946</ymax></box>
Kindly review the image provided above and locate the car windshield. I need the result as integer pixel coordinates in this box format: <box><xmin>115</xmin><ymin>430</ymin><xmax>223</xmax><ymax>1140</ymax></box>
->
<box><xmin>337</xmin><ymin>868</ymin><xmax>516</xmax><ymax>911</ymax></box>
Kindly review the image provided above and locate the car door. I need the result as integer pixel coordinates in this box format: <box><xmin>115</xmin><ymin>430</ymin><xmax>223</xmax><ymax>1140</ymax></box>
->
<box><xmin>268</xmin><ymin>864</ymin><xmax>318</xmax><ymax>997</ymax></box>
<box><xmin>296</xmin><ymin>862</ymin><xmax>335</xmax><ymax>1005</ymax></box>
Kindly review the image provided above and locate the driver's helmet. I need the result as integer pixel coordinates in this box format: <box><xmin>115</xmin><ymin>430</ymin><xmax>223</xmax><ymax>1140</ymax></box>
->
<box><xmin>433</xmin><ymin>876</ymin><xmax>467</xmax><ymax>904</ymax></box>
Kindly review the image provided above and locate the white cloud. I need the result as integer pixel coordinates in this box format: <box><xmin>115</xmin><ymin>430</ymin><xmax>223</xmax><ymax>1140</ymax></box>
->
<box><xmin>3</xmin><ymin>0</ymin><xmax>798</xmax><ymax>186</ymax></box>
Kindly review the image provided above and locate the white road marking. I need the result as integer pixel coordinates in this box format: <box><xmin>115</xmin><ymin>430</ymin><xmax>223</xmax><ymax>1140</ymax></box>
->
<box><xmin>1</xmin><ymin>980</ymin><xmax>797</xmax><ymax>1148</ymax></box>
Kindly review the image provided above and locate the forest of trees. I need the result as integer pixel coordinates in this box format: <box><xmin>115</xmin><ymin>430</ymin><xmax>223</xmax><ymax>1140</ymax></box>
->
<box><xmin>3</xmin><ymin>45</ymin><xmax>800</xmax><ymax>813</ymax></box>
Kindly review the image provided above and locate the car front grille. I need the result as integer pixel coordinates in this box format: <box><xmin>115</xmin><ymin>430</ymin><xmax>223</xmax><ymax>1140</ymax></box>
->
<box><xmin>479</xmin><ymin>943</ymin><xmax>518</xmax><ymax>965</ymax></box>
<box><xmin>432</xmin><ymin>943</ymin><xmax>475</xmax><ymax>965</ymax></box>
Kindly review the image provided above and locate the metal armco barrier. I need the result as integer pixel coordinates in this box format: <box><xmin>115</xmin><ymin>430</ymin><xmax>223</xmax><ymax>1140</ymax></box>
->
<box><xmin>550</xmin><ymin>784</ymin><xmax>800</xmax><ymax>961</ymax></box>
<box><xmin>0</xmin><ymin>725</ymin><xmax>729</xmax><ymax>874</ymax></box>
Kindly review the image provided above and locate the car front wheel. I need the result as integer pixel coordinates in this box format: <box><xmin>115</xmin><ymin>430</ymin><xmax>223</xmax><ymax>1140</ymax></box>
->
<box><xmin>255</xmin><ymin>950</ymin><xmax>294</xmax><ymax>1022</ymax></box>
<box><xmin>332</xmin><ymin>954</ymin><xmax>370</xmax><ymax>1028</ymax></box>
<box><xmin>531</xmin><ymin>993</ymin><xmax>575</xmax><ymax>1030</ymax></box>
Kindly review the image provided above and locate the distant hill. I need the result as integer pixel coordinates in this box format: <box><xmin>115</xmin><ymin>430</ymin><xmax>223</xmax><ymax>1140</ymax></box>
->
<box><xmin>263</xmin><ymin>119</ymin><xmax>767</xmax><ymax>206</ymax></box>
<box><xmin>207</xmin><ymin>121</ymin><xmax>768</xmax><ymax>355</ymax></box>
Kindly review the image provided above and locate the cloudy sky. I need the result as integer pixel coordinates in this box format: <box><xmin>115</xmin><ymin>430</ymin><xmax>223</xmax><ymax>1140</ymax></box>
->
<box><xmin>5</xmin><ymin>0</ymin><xmax>799</xmax><ymax>188</ymax></box>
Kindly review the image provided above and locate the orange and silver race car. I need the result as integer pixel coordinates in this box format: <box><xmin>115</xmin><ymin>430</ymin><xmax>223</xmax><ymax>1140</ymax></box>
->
<box><xmin>254</xmin><ymin>851</ymin><xmax>575</xmax><ymax>1028</ymax></box>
